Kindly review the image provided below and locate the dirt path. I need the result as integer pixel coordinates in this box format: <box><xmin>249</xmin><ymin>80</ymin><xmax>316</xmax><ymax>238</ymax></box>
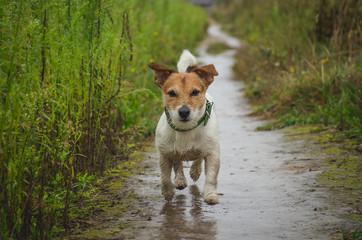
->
<box><xmin>68</xmin><ymin>23</ymin><xmax>358</xmax><ymax>240</ymax></box>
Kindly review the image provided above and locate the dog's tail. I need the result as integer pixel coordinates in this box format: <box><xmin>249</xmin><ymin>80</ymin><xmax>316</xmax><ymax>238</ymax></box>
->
<box><xmin>177</xmin><ymin>50</ymin><xmax>198</xmax><ymax>73</ymax></box>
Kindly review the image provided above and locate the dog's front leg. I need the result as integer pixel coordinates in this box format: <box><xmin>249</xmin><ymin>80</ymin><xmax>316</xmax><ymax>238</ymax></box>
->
<box><xmin>159</xmin><ymin>155</ymin><xmax>175</xmax><ymax>201</ymax></box>
<box><xmin>174</xmin><ymin>160</ymin><xmax>187</xmax><ymax>190</ymax></box>
<box><xmin>203</xmin><ymin>152</ymin><xmax>220</xmax><ymax>204</ymax></box>
<box><xmin>190</xmin><ymin>158</ymin><xmax>202</xmax><ymax>182</ymax></box>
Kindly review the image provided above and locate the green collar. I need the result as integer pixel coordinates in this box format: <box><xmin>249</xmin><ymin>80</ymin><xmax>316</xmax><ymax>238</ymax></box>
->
<box><xmin>164</xmin><ymin>100</ymin><xmax>213</xmax><ymax>132</ymax></box>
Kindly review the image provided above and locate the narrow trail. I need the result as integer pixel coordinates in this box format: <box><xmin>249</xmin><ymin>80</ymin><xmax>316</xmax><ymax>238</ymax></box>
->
<box><xmin>70</xmin><ymin>22</ymin><xmax>355</xmax><ymax>240</ymax></box>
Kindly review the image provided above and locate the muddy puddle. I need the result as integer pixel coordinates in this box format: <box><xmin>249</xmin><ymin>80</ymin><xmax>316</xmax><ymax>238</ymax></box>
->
<box><xmin>69</xmin><ymin>23</ymin><xmax>358</xmax><ymax>240</ymax></box>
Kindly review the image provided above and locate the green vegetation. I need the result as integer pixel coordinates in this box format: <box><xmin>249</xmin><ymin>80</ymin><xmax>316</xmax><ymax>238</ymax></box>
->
<box><xmin>64</xmin><ymin>143</ymin><xmax>151</xmax><ymax>239</ymax></box>
<box><xmin>215</xmin><ymin>0</ymin><xmax>361</xmax><ymax>139</ymax></box>
<box><xmin>61</xmin><ymin>141</ymin><xmax>149</xmax><ymax>239</ymax></box>
<box><xmin>0</xmin><ymin>0</ymin><xmax>207</xmax><ymax>238</ymax></box>
<box><xmin>282</xmin><ymin>125</ymin><xmax>362</xmax><ymax>238</ymax></box>
<box><xmin>207</xmin><ymin>42</ymin><xmax>232</xmax><ymax>55</ymax></box>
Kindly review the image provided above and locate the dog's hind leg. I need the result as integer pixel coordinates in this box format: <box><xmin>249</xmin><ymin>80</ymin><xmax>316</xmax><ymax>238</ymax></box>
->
<box><xmin>173</xmin><ymin>160</ymin><xmax>187</xmax><ymax>190</ymax></box>
<box><xmin>203</xmin><ymin>152</ymin><xmax>220</xmax><ymax>205</ymax></box>
<box><xmin>160</xmin><ymin>156</ymin><xmax>175</xmax><ymax>200</ymax></box>
<box><xmin>190</xmin><ymin>158</ymin><xmax>202</xmax><ymax>182</ymax></box>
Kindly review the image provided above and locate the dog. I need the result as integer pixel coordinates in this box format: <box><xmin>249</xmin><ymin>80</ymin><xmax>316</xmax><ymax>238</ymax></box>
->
<box><xmin>148</xmin><ymin>50</ymin><xmax>220</xmax><ymax>204</ymax></box>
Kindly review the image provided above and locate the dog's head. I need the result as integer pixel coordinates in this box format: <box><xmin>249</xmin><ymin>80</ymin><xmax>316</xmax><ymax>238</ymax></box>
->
<box><xmin>148</xmin><ymin>62</ymin><xmax>218</xmax><ymax>125</ymax></box>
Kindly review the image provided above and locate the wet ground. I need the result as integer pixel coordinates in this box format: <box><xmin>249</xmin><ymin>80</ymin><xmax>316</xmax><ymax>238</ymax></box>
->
<box><xmin>68</xmin><ymin>23</ymin><xmax>359</xmax><ymax>240</ymax></box>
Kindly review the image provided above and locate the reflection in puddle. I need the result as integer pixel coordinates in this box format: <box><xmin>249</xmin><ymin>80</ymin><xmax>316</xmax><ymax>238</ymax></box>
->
<box><xmin>158</xmin><ymin>185</ymin><xmax>217</xmax><ymax>240</ymax></box>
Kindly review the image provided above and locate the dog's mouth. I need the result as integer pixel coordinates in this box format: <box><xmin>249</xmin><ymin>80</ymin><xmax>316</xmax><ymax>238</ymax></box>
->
<box><xmin>179</xmin><ymin>118</ymin><xmax>190</xmax><ymax>123</ymax></box>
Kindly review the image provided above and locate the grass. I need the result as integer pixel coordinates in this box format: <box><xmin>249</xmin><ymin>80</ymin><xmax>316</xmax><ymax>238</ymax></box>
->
<box><xmin>207</xmin><ymin>42</ymin><xmax>232</xmax><ymax>55</ymax></box>
<box><xmin>214</xmin><ymin>0</ymin><xmax>361</xmax><ymax>140</ymax></box>
<box><xmin>0</xmin><ymin>0</ymin><xmax>208</xmax><ymax>238</ymax></box>
<box><xmin>62</xmin><ymin>141</ymin><xmax>153</xmax><ymax>239</ymax></box>
<box><xmin>214</xmin><ymin>1</ymin><xmax>361</xmax><ymax>237</ymax></box>
<box><xmin>282</xmin><ymin>125</ymin><xmax>362</xmax><ymax>238</ymax></box>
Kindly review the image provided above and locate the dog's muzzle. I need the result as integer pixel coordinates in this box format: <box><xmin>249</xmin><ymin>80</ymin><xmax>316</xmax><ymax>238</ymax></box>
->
<box><xmin>178</xmin><ymin>105</ymin><xmax>190</xmax><ymax>121</ymax></box>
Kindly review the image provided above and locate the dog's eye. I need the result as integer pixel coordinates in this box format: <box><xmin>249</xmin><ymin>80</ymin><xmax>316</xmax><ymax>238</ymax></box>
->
<box><xmin>191</xmin><ymin>90</ymin><xmax>199</xmax><ymax>96</ymax></box>
<box><xmin>168</xmin><ymin>91</ymin><xmax>177</xmax><ymax>97</ymax></box>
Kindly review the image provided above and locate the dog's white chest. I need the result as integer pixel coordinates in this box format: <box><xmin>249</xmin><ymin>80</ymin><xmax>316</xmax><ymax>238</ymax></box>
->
<box><xmin>167</xmin><ymin>148</ymin><xmax>204</xmax><ymax>161</ymax></box>
<box><xmin>157</xmin><ymin>127</ymin><xmax>207</xmax><ymax>159</ymax></box>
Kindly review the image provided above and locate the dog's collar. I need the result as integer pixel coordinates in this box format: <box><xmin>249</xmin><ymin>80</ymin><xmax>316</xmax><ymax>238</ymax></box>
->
<box><xmin>164</xmin><ymin>100</ymin><xmax>213</xmax><ymax>132</ymax></box>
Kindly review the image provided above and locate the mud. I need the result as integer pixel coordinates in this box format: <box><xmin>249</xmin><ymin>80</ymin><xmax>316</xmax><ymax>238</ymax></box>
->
<box><xmin>67</xmin><ymin>23</ymin><xmax>360</xmax><ymax>240</ymax></box>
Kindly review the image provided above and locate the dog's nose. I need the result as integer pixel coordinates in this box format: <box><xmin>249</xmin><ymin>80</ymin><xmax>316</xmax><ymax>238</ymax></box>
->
<box><xmin>179</xmin><ymin>106</ymin><xmax>190</xmax><ymax>119</ymax></box>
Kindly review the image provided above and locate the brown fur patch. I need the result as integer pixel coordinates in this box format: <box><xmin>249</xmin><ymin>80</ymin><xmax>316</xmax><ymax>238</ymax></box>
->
<box><xmin>161</xmin><ymin>72</ymin><xmax>207</xmax><ymax>110</ymax></box>
<box><xmin>149</xmin><ymin>62</ymin><xmax>219</xmax><ymax>112</ymax></box>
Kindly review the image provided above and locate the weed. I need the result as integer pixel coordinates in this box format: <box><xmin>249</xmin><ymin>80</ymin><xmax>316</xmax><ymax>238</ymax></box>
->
<box><xmin>215</xmin><ymin>0</ymin><xmax>361</xmax><ymax>140</ymax></box>
<box><xmin>0</xmin><ymin>0</ymin><xmax>207</xmax><ymax>238</ymax></box>
<box><xmin>207</xmin><ymin>42</ymin><xmax>232</xmax><ymax>55</ymax></box>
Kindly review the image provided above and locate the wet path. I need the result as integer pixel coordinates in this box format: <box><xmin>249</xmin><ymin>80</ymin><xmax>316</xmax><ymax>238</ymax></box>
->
<box><xmin>129</xmin><ymin>23</ymin><xmax>348</xmax><ymax>240</ymax></box>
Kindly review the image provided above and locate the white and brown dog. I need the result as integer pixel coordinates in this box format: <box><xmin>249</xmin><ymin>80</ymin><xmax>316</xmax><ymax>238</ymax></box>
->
<box><xmin>148</xmin><ymin>50</ymin><xmax>220</xmax><ymax>204</ymax></box>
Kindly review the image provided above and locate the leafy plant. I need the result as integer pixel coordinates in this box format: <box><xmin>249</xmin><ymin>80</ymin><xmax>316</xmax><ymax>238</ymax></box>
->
<box><xmin>215</xmin><ymin>0</ymin><xmax>361</xmax><ymax>139</ymax></box>
<box><xmin>0</xmin><ymin>0</ymin><xmax>207</xmax><ymax>238</ymax></box>
<box><xmin>73</xmin><ymin>173</ymin><xmax>95</xmax><ymax>197</ymax></box>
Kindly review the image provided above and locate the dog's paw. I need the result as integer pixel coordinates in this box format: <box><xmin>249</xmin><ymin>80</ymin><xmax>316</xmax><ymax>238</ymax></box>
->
<box><xmin>203</xmin><ymin>191</ymin><xmax>219</xmax><ymax>205</ymax></box>
<box><xmin>174</xmin><ymin>175</ymin><xmax>187</xmax><ymax>190</ymax></box>
<box><xmin>162</xmin><ymin>184</ymin><xmax>175</xmax><ymax>201</ymax></box>
<box><xmin>190</xmin><ymin>160</ymin><xmax>202</xmax><ymax>182</ymax></box>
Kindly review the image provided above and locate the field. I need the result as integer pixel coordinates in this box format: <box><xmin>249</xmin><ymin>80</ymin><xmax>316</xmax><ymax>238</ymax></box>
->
<box><xmin>215</xmin><ymin>0</ymin><xmax>361</xmax><ymax>138</ymax></box>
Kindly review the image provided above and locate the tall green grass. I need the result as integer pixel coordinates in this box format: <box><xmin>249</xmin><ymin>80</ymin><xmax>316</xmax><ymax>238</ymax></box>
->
<box><xmin>215</xmin><ymin>0</ymin><xmax>361</xmax><ymax>138</ymax></box>
<box><xmin>0</xmin><ymin>0</ymin><xmax>207</xmax><ymax>238</ymax></box>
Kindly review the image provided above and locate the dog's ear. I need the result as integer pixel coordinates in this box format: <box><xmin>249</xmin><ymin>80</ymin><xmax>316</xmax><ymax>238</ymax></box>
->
<box><xmin>193</xmin><ymin>64</ymin><xmax>218</xmax><ymax>86</ymax></box>
<box><xmin>148</xmin><ymin>62</ymin><xmax>174</xmax><ymax>88</ymax></box>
